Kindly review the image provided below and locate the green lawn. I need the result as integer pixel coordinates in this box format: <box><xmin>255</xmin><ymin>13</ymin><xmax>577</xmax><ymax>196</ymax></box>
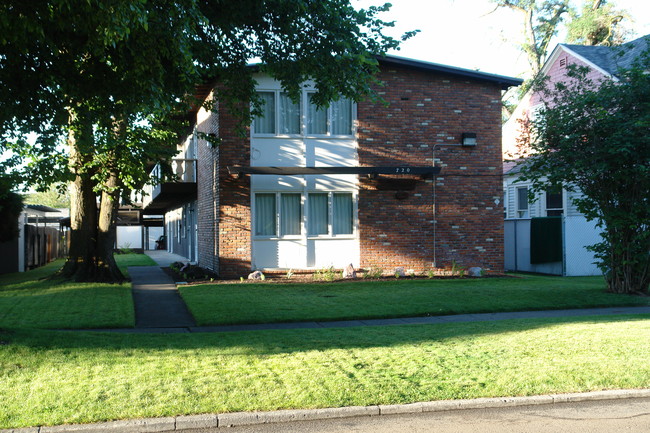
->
<box><xmin>0</xmin><ymin>254</ymin><xmax>155</xmax><ymax>329</ymax></box>
<box><xmin>180</xmin><ymin>274</ymin><xmax>650</xmax><ymax>325</ymax></box>
<box><xmin>1</xmin><ymin>315</ymin><xmax>650</xmax><ymax>429</ymax></box>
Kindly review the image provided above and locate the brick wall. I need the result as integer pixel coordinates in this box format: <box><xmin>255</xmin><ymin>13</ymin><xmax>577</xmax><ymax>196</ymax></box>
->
<box><xmin>196</xmin><ymin>92</ymin><xmax>220</xmax><ymax>272</ymax></box>
<box><xmin>357</xmin><ymin>64</ymin><xmax>505</xmax><ymax>272</ymax></box>
<box><xmin>217</xmin><ymin>103</ymin><xmax>251</xmax><ymax>278</ymax></box>
<box><xmin>215</xmin><ymin>64</ymin><xmax>506</xmax><ymax>276</ymax></box>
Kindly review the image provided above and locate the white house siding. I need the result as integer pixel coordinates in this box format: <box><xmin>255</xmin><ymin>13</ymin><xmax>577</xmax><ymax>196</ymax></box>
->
<box><xmin>564</xmin><ymin>216</ymin><xmax>601</xmax><ymax>276</ymax></box>
<box><xmin>504</xmin><ymin>171</ymin><xmax>602</xmax><ymax>276</ymax></box>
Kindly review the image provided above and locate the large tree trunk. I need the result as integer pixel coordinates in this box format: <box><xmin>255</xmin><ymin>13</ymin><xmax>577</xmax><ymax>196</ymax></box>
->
<box><xmin>60</xmin><ymin>106</ymin><xmax>99</xmax><ymax>281</ymax></box>
<box><xmin>96</xmin><ymin>151</ymin><xmax>125</xmax><ymax>283</ymax></box>
<box><xmin>60</xmin><ymin>107</ymin><xmax>126</xmax><ymax>283</ymax></box>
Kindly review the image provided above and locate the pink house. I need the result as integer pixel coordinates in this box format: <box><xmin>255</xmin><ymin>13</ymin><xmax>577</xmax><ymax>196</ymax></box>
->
<box><xmin>502</xmin><ymin>35</ymin><xmax>649</xmax><ymax>276</ymax></box>
<box><xmin>503</xmin><ymin>34</ymin><xmax>649</xmax><ymax>158</ymax></box>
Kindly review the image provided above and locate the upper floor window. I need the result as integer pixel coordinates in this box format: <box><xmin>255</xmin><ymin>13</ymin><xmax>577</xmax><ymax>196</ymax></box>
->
<box><xmin>516</xmin><ymin>186</ymin><xmax>529</xmax><ymax>218</ymax></box>
<box><xmin>546</xmin><ymin>188</ymin><xmax>563</xmax><ymax>216</ymax></box>
<box><xmin>253</xmin><ymin>91</ymin><xmax>353</xmax><ymax>137</ymax></box>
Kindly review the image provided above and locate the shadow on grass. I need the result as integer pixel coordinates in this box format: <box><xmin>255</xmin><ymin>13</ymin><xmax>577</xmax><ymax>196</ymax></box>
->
<box><xmin>3</xmin><ymin>314</ymin><xmax>648</xmax><ymax>356</ymax></box>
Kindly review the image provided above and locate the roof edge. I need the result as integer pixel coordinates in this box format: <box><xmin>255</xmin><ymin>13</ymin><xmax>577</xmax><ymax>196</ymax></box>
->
<box><xmin>377</xmin><ymin>55</ymin><xmax>523</xmax><ymax>90</ymax></box>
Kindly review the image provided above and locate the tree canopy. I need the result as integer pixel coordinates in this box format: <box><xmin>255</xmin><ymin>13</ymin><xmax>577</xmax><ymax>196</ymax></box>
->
<box><xmin>0</xmin><ymin>1</ymin><xmax>413</xmax><ymax>281</ymax></box>
<box><xmin>518</xmin><ymin>54</ymin><xmax>650</xmax><ymax>294</ymax></box>
<box><xmin>566</xmin><ymin>0</ymin><xmax>629</xmax><ymax>46</ymax></box>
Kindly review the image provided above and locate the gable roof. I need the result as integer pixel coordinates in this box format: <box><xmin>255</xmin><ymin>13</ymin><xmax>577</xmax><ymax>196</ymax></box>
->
<box><xmin>561</xmin><ymin>34</ymin><xmax>649</xmax><ymax>78</ymax></box>
<box><xmin>378</xmin><ymin>55</ymin><xmax>522</xmax><ymax>90</ymax></box>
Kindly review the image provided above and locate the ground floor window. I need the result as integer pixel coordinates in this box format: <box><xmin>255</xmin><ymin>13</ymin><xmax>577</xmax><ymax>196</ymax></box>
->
<box><xmin>253</xmin><ymin>191</ymin><xmax>355</xmax><ymax>238</ymax></box>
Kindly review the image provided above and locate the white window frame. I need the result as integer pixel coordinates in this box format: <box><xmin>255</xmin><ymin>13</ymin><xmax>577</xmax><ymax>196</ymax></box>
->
<box><xmin>306</xmin><ymin>191</ymin><xmax>357</xmax><ymax>239</ymax></box>
<box><xmin>252</xmin><ymin>192</ymin><xmax>304</xmax><ymax>240</ymax></box>
<box><xmin>252</xmin><ymin>191</ymin><xmax>357</xmax><ymax>240</ymax></box>
<box><xmin>516</xmin><ymin>186</ymin><xmax>529</xmax><ymax>219</ymax></box>
<box><xmin>545</xmin><ymin>188</ymin><xmax>564</xmax><ymax>217</ymax></box>
<box><xmin>305</xmin><ymin>92</ymin><xmax>355</xmax><ymax>138</ymax></box>
<box><xmin>251</xmin><ymin>89</ymin><xmax>356</xmax><ymax>138</ymax></box>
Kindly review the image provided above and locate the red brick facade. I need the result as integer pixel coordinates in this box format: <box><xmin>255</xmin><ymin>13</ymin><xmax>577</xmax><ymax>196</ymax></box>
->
<box><xmin>357</xmin><ymin>65</ymin><xmax>504</xmax><ymax>273</ymax></box>
<box><xmin>198</xmin><ymin>62</ymin><xmax>508</xmax><ymax>278</ymax></box>
<box><xmin>195</xmin><ymin>92</ymin><xmax>220</xmax><ymax>272</ymax></box>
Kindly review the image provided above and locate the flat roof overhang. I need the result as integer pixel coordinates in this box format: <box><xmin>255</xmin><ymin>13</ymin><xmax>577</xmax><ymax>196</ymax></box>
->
<box><xmin>143</xmin><ymin>182</ymin><xmax>197</xmax><ymax>212</ymax></box>
<box><xmin>227</xmin><ymin>166</ymin><xmax>441</xmax><ymax>179</ymax></box>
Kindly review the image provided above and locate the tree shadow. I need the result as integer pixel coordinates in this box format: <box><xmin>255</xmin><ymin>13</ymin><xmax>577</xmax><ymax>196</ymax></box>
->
<box><xmin>4</xmin><ymin>314</ymin><xmax>648</xmax><ymax>356</ymax></box>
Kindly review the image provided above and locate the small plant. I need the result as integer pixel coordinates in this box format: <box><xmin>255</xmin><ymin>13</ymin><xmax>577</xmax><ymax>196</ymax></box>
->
<box><xmin>285</xmin><ymin>269</ymin><xmax>294</xmax><ymax>279</ymax></box>
<box><xmin>363</xmin><ymin>267</ymin><xmax>384</xmax><ymax>279</ymax></box>
<box><xmin>314</xmin><ymin>267</ymin><xmax>339</xmax><ymax>282</ymax></box>
<box><xmin>240</xmin><ymin>277</ymin><xmax>244</xmax><ymax>282</ymax></box>
<box><xmin>118</xmin><ymin>242</ymin><xmax>134</xmax><ymax>254</ymax></box>
<box><xmin>427</xmin><ymin>268</ymin><xmax>436</xmax><ymax>279</ymax></box>
<box><xmin>394</xmin><ymin>271</ymin><xmax>401</xmax><ymax>279</ymax></box>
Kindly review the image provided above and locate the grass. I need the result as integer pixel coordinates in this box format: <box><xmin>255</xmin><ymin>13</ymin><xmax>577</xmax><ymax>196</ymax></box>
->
<box><xmin>1</xmin><ymin>315</ymin><xmax>649</xmax><ymax>429</ymax></box>
<box><xmin>180</xmin><ymin>274</ymin><xmax>650</xmax><ymax>325</ymax></box>
<box><xmin>0</xmin><ymin>253</ymin><xmax>155</xmax><ymax>329</ymax></box>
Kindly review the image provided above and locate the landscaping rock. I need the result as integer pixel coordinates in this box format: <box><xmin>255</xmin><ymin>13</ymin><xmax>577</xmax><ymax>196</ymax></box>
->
<box><xmin>343</xmin><ymin>264</ymin><xmax>356</xmax><ymax>279</ymax></box>
<box><xmin>468</xmin><ymin>267</ymin><xmax>483</xmax><ymax>277</ymax></box>
<box><xmin>248</xmin><ymin>271</ymin><xmax>265</xmax><ymax>280</ymax></box>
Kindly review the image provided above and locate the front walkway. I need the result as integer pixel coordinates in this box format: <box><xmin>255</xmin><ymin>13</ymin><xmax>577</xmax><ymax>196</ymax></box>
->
<box><xmin>130</xmin><ymin>250</ymin><xmax>195</xmax><ymax>328</ymax></box>
<box><xmin>144</xmin><ymin>250</ymin><xmax>190</xmax><ymax>267</ymax></box>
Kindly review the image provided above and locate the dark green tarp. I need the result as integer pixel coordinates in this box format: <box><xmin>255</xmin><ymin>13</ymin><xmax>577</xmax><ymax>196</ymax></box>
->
<box><xmin>530</xmin><ymin>217</ymin><xmax>563</xmax><ymax>264</ymax></box>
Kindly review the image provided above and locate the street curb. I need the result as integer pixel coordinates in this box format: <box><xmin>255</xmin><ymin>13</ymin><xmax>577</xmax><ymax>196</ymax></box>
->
<box><xmin>4</xmin><ymin>389</ymin><xmax>650</xmax><ymax>432</ymax></box>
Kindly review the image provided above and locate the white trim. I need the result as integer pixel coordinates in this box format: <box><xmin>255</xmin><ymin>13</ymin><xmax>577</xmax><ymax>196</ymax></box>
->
<box><xmin>544</xmin><ymin>45</ymin><xmax>617</xmax><ymax>81</ymax></box>
<box><xmin>252</xmin><ymin>89</ymin><xmax>356</xmax><ymax>139</ymax></box>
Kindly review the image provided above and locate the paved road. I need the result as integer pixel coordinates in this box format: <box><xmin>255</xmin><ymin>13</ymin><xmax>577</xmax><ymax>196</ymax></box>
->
<box><xmin>189</xmin><ymin>397</ymin><xmax>650</xmax><ymax>433</ymax></box>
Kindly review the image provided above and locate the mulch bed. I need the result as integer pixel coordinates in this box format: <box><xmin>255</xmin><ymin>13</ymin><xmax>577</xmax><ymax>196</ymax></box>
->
<box><xmin>161</xmin><ymin>262</ymin><xmax>512</xmax><ymax>285</ymax></box>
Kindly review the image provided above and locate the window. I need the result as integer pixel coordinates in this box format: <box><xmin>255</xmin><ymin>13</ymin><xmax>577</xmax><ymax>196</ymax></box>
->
<box><xmin>330</xmin><ymin>99</ymin><xmax>353</xmax><ymax>136</ymax></box>
<box><xmin>516</xmin><ymin>187</ymin><xmax>529</xmax><ymax>218</ymax></box>
<box><xmin>279</xmin><ymin>93</ymin><xmax>300</xmax><ymax>134</ymax></box>
<box><xmin>333</xmin><ymin>193</ymin><xmax>353</xmax><ymax>234</ymax></box>
<box><xmin>546</xmin><ymin>188</ymin><xmax>563</xmax><ymax>216</ymax></box>
<box><xmin>253</xmin><ymin>92</ymin><xmax>275</xmax><ymax>134</ymax></box>
<box><xmin>255</xmin><ymin>193</ymin><xmax>276</xmax><ymax>236</ymax></box>
<box><xmin>307</xmin><ymin>93</ymin><xmax>353</xmax><ymax>136</ymax></box>
<box><xmin>280</xmin><ymin>193</ymin><xmax>301</xmax><ymax>235</ymax></box>
<box><xmin>306</xmin><ymin>94</ymin><xmax>328</xmax><ymax>135</ymax></box>
<box><xmin>253</xmin><ymin>90</ymin><xmax>354</xmax><ymax>136</ymax></box>
<box><xmin>308</xmin><ymin>193</ymin><xmax>328</xmax><ymax>235</ymax></box>
<box><xmin>307</xmin><ymin>192</ymin><xmax>354</xmax><ymax>236</ymax></box>
<box><xmin>254</xmin><ymin>91</ymin><xmax>300</xmax><ymax>135</ymax></box>
<box><xmin>255</xmin><ymin>192</ymin><xmax>355</xmax><ymax>238</ymax></box>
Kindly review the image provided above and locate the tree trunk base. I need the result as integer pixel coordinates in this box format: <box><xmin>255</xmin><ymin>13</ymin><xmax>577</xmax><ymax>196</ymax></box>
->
<box><xmin>58</xmin><ymin>257</ymin><xmax>126</xmax><ymax>283</ymax></box>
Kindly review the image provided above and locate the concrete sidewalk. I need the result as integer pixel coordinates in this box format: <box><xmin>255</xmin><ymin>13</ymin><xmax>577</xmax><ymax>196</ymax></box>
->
<box><xmin>144</xmin><ymin>250</ymin><xmax>191</xmax><ymax>267</ymax></box>
<box><xmin>130</xmin><ymin>266</ymin><xmax>196</xmax><ymax>328</ymax></box>
<box><xmin>80</xmin><ymin>305</ymin><xmax>650</xmax><ymax>334</ymax></box>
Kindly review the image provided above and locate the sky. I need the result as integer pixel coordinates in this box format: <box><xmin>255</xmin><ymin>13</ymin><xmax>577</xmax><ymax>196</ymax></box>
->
<box><xmin>354</xmin><ymin>0</ymin><xmax>650</xmax><ymax>79</ymax></box>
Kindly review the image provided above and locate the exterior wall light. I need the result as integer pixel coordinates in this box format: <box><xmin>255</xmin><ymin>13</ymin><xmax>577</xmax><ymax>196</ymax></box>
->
<box><xmin>461</xmin><ymin>132</ymin><xmax>477</xmax><ymax>146</ymax></box>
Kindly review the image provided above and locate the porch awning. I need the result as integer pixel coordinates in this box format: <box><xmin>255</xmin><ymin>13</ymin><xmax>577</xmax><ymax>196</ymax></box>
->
<box><xmin>227</xmin><ymin>166</ymin><xmax>441</xmax><ymax>179</ymax></box>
